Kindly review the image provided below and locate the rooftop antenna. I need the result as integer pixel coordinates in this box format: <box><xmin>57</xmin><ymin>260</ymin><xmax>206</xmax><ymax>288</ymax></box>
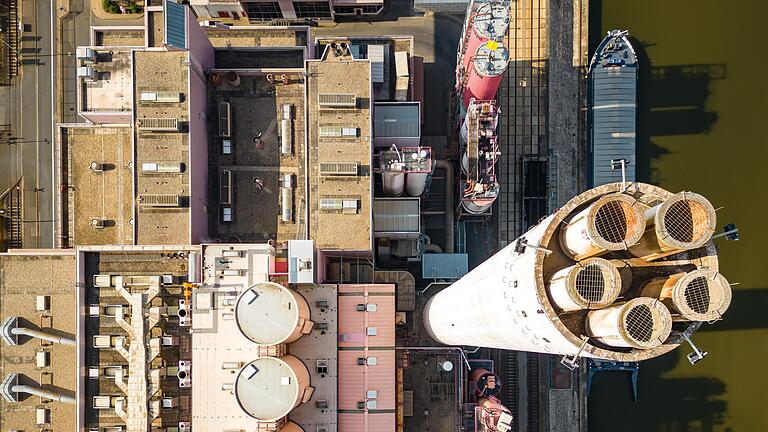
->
<box><xmin>610</xmin><ymin>158</ymin><xmax>630</xmax><ymax>192</ymax></box>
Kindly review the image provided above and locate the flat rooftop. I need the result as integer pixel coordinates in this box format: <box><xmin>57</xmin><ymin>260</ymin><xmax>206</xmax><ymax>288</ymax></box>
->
<box><xmin>214</xmin><ymin>48</ymin><xmax>305</xmax><ymax>69</ymax></box>
<box><xmin>80</xmin><ymin>48</ymin><xmax>133</xmax><ymax>113</ymax></box>
<box><xmin>207</xmin><ymin>73</ymin><xmax>307</xmax><ymax>243</ymax></box>
<box><xmin>0</xmin><ymin>251</ymin><xmax>77</xmax><ymax>432</ymax></box>
<box><xmin>133</xmin><ymin>49</ymin><xmax>190</xmax><ymax>245</ymax></box>
<box><xmin>307</xmin><ymin>48</ymin><xmax>373</xmax><ymax>251</ymax></box>
<box><xmin>194</xmin><ymin>244</ymin><xmax>338</xmax><ymax>431</ymax></box>
<box><xmin>94</xmin><ymin>28</ymin><xmax>145</xmax><ymax>47</ymax></box>
<box><xmin>205</xmin><ymin>27</ymin><xmax>309</xmax><ymax>50</ymax></box>
<box><xmin>80</xmin><ymin>246</ymin><xmax>196</xmax><ymax>431</ymax></box>
<box><xmin>61</xmin><ymin>126</ymin><xmax>133</xmax><ymax>246</ymax></box>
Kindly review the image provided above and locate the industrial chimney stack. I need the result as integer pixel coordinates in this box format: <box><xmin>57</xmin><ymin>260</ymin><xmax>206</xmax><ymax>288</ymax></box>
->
<box><xmin>424</xmin><ymin>182</ymin><xmax>731</xmax><ymax>362</ymax></box>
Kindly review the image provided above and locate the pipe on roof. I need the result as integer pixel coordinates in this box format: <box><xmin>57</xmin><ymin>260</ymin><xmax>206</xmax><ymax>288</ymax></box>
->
<box><xmin>434</xmin><ymin>160</ymin><xmax>455</xmax><ymax>253</ymax></box>
<box><xmin>11</xmin><ymin>327</ymin><xmax>76</xmax><ymax>346</ymax></box>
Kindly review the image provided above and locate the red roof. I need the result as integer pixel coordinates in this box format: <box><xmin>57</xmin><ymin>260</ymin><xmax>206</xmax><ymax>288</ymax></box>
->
<box><xmin>337</xmin><ymin>284</ymin><xmax>396</xmax><ymax>432</ymax></box>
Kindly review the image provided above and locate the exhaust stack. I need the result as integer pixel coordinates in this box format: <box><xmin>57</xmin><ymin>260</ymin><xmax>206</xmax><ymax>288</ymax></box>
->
<box><xmin>560</xmin><ymin>193</ymin><xmax>645</xmax><ymax>260</ymax></box>
<box><xmin>640</xmin><ymin>269</ymin><xmax>731</xmax><ymax>322</ymax></box>
<box><xmin>629</xmin><ymin>191</ymin><xmax>716</xmax><ymax>260</ymax></box>
<box><xmin>585</xmin><ymin>297</ymin><xmax>672</xmax><ymax>349</ymax></box>
<box><xmin>546</xmin><ymin>258</ymin><xmax>622</xmax><ymax>312</ymax></box>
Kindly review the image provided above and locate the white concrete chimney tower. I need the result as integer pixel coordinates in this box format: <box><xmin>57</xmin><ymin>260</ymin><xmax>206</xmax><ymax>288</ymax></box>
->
<box><xmin>423</xmin><ymin>183</ymin><xmax>731</xmax><ymax>362</ymax></box>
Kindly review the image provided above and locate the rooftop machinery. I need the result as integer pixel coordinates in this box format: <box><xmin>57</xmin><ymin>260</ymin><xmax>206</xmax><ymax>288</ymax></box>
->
<box><xmin>454</xmin><ymin>0</ymin><xmax>510</xmax><ymax>218</ymax></box>
<box><xmin>424</xmin><ymin>183</ymin><xmax>732</xmax><ymax>365</ymax></box>
<box><xmin>377</xmin><ymin>146</ymin><xmax>433</xmax><ymax>197</ymax></box>
<box><xmin>460</xmin><ymin>99</ymin><xmax>501</xmax><ymax>214</ymax></box>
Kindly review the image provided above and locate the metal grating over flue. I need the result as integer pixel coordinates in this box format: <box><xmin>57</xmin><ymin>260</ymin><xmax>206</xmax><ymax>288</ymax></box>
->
<box><xmin>594</xmin><ymin>200</ymin><xmax>629</xmax><ymax>244</ymax></box>
<box><xmin>575</xmin><ymin>264</ymin><xmax>605</xmax><ymax>303</ymax></box>
<box><xmin>684</xmin><ymin>276</ymin><xmax>711</xmax><ymax>315</ymax></box>
<box><xmin>624</xmin><ymin>304</ymin><xmax>654</xmax><ymax>343</ymax></box>
<box><xmin>663</xmin><ymin>199</ymin><xmax>698</xmax><ymax>243</ymax></box>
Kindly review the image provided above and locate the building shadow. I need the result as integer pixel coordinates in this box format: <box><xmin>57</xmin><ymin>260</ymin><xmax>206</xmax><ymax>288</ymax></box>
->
<box><xmin>631</xmin><ymin>38</ymin><xmax>724</xmax><ymax>183</ymax></box>
<box><xmin>588</xmin><ymin>349</ymin><xmax>729</xmax><ymax>432</ymax></box>
<box><xmin>335</xmin><ymin>0</ymin><xmax>419</xmax><ymax>23</ymax></box>
<box><xmin>698</xmin><ymin>288</ymin><xmax>768</xmax><ymax>332</ymax></box>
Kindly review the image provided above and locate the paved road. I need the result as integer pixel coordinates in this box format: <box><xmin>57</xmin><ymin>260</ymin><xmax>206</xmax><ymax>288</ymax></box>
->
<box><xmin>0</xmin><ymin>0</ymin><xmax>54</xmax><ymax>248</ymax></box>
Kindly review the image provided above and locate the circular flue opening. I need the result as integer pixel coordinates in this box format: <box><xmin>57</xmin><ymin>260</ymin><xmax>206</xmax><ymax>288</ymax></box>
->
<box><xmin>595</xmin><ymin>201</ymin><xmax>629</xmax><ymax>244</ymax></box>
<box><xmin>672</xmin><ymin>269</ymin><xmax>732</xmax><ymax>321</ymax></box>
<box><xmin>575</xmin><ymin>264</ymin><xmax>605</xmax><ymax>303</ymax></box>
<box><xmin>587</xmin><ymin>194</ymin><xmax>645</xmax><ymax>250</ymax></box>
<box><xmin>625</xmin><ymin>304</ymin><xmax>653</xmax><ymax>343</ymax></box>
<box><xmin>663</xmin><ymin>199</ymin><xmax>707</xmax><ymax>243</ymax></box>
<box><xmin>657</xmin><ymin>192</ymin><xmax>716</xmax><ymax>250</ymax></box>
<box><xmin>177</xmin><ymin>308</ymin><xmax>187</xmax><ymax>318</ymax></box>
<box><xmin>684</xmin><ymin>276</ymin><xmax>711</xmax><ymax>315</ymax></box>
<box><xmin>177</xmin><ymin>370</ymin><xmax>187</xmax><ymax>380</ymax></box>
<box><xmin>619</xmin><ymin>298</ymin><xmax>672</xmax><ymax>349</ymax></box>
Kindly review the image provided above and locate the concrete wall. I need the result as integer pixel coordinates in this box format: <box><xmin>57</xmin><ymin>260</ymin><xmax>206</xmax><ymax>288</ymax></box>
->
<box><xmin>187</xmin><ymin>8</ymin><xmax>215</xmax><ymax>244</ymax></box>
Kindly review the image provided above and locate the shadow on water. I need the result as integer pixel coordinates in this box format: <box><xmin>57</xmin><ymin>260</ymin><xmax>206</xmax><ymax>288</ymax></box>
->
<box><xmin>631</xmin><ymin>38</ymin><xmax>723</xmax><ymax>183</ymax></box>
<box><xmin>698</xmin><ymin>288</ymin><xmax>768</xmax><ymax>332</ymax></box>
<box><xmin>589</xmin><ymin>349</ymin><xmax>729</xmax><ymax>432</ymax></box>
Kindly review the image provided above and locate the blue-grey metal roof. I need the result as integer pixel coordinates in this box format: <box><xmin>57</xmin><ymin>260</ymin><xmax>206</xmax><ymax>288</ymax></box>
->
<box><xmin>422</xmin><ymin>254</ymin><xmax>468</xmax><ymax>280</ymax></box>
<box><xmin>590</xmin><ymin>66</ymin><xmax>637</xmax><ymax>186</ymax></box>
<box><xmin>165</xmin><ymin>0</ymin><xmax>187</xmax><ymax>50</ymax></box>
<box><xmin>374</xmin><ymin>103</ymin><xmax>420</xmax><ymax>138</ymax></box>
<box><xmin>373</xmin><ymin>198</ymin><xmax>420</xmax><ymax>238</ymax></box>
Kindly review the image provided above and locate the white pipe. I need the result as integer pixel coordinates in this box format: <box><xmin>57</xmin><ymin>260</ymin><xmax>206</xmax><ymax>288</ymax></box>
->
<box><xmin>12</xmin><ymin>384</ymin><xmax>76</xmax><ymax>404</ymax></box>
<box><xmin>11</xmin><ymin>327</ymin><xmax>76</xmax><ymax>346</ymax></box>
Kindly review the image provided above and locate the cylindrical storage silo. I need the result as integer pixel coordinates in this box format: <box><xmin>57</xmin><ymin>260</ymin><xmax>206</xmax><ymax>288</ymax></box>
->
<box><xmin>585</xmin><ymin>297</ymin><xmax>672</xmax><ymax>349</ymax></box>
<box><xmin>463</xmin><ymin>41</ymin><xmax>509</xmax><ymax>108</ymax></box>
<box><xmin>639</xmin><ymin>269</ymin><xmax>732</xmax><ymax>322</ymax></box>
<box><xmin>382</xmin><ymin>171</ymin><xmax>405</xmax><ymax>197</ymax></box>
<box><xmin>471</xmin><ymin>368</ymin><xmax>502</xmax><ymax>398</ymax></box>
<box><xmin>406</xmin><ymin>172</ymin><xmax>428</xmax><ymax>197</ymax></box>
<box><xmin>235</xmin><ymin>355</ymin><xmax>310</xmax><ymax>422</ymax></box>
<box><xmin>559</xmin><ymin>193</ymin><xmax>646</xmax><ymax>260</ymax></box>
<box><xmin>462</xmin><ymin>2</ymin><xmax>511</xmax><ymax>73</ymax></box>
<box><xmin>545</xmin><ymin>258</ymin><xmax>622</xmax><ymax>312</ymax></box>
<box><xmin>628</xmin><ymin>192</ymin><xmax>717</xmax><ymax>261</ymax></box>
<box><xmin>235</xmin><ymin>282</ymin><xmax>311</xmax><ymax>345</ymax></box>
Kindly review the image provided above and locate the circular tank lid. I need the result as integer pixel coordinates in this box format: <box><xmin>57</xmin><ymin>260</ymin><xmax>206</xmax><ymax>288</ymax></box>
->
<box><xmin>235</xmin><ymin>357</ymin><xmax>299</xmax><ymax>421</ymax></box>
<box><xmin>473</xmin><ymin>2</ymin><xmax>510</xmax><ymax>40</ymax></box>
<box><xmin>236</xmin><ymin>282</ymin><xmax>300</xmax><ymax>345</ymax></box>
<box><xmin>474</xmin><ymin>42</ymin><xmax>509</xmax><ymax>77</ymax></box>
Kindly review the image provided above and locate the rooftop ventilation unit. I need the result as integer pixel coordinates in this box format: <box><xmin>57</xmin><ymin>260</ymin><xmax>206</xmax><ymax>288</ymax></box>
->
<box><xmin>141</xmin><ymin>162</ymin><xmax>183</xmax><ymax>173</ymax></box>
<box><xmin>77</xmin><ymin>66</ymin><xmax>96</xmax><ymax>81</ymax></box>
<box><xmin>319</xmin><ymin>162</ymin><xmax>358</xmax><ymax>176</ymax></box>
<box><xmin>220</xmin><ymin>170</ymin><xmax>232</xmax><ymax>205</ymax></box>
<box><xmin>219</xmin><ymin>102</ymin><xmax>231</xmax><ymax>137</ymax></box>
<box><xmin>320</xmin><ymin>126</ymin><xmax>343</xmax><ymax>137</ymax></box>
<box><xmin>140</xmin><ymin>91</ymin><xmax>183</xmax><ymax>103</ymax></box>
<box><xmin>318</xmin><ymin>93</ymin><xmax>356</xmax><ymax>109</ymax></box>
<box><xmin>76</xmin><ymin>47</ymin><xmax>96</xmax><ymax>62</ymax></box>
<box><xmin>138</xmin><ymin>194</ymin><xmax>181</xmax><ymax>208</ymax></box>
<box><xmin>91</xmin><ymin>218</ymin><xmax>106</xmax><ymax>229</ymax></box>
<box><xmin>137</xmin><ymin>118</ymin><xmax>179</xmax><ymax>132</ymax></box>
<box><xmin>319</xmin><ymin>199</ymin><xmax>343</xmax><ymax>211</ymax></box>
<box><xmin>342</xmin><ymin>200</ymin><xmax>359</xmax><ymax>214</ymax></box>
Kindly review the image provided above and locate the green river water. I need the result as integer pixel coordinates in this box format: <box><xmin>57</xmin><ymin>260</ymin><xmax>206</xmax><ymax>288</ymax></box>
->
<box><xmin>588</xmin><ymin>1</ymin><xmax>768</xmax><ymax>431</ymax></box>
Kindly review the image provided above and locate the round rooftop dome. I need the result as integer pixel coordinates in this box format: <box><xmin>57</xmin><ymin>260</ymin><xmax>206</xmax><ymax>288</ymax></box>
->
<box><xmin>235</xmin><ymin>282</ymin><xmax>310</xmax><ymax>346</ymax></box>
<box><xmin>235</xmin><ymin>356</ymin><xmax>309</xmax><ymax>421</ymax></box>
